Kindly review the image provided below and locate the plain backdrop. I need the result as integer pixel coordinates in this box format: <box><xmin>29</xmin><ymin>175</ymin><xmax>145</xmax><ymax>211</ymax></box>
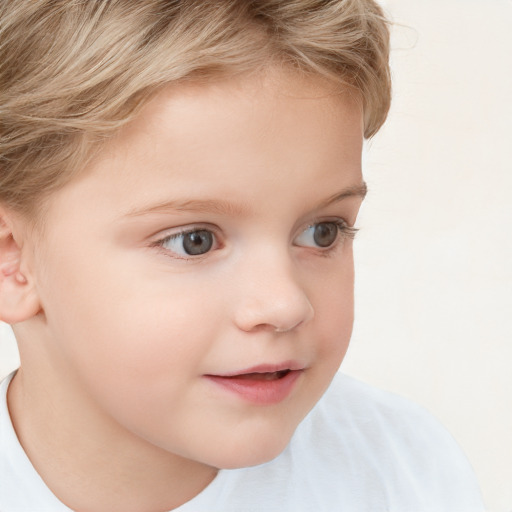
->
<box><xmin>1</xmin><ymin>1</ymin><xmax>511</xmax><ymax>511</ymax></box>
<box><xmin>343</xmin><ymin>1</ymin><xmax>512</xmax><ymax>511</ymax></box>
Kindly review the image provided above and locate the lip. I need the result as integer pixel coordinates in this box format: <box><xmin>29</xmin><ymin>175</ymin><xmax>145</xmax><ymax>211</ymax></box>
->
<box><xmin>204</xmin><ymin>362</ymin><xmax>305</xmax><ymax>405</ymax></box>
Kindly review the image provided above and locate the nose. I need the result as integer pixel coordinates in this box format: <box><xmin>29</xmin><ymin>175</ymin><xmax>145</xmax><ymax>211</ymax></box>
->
<box><xmin>232</xmin><ymin>251</ymin><xmax>314</xmax><ymax>334</ymax></box>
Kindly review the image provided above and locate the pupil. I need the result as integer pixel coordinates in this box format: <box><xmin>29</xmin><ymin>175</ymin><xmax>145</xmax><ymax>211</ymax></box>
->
<box><xmin>183</xmin><ymin>230</ymin><xmax>213</xmax><ymax>255</ymax></box>
<box><xmin>313</xmin><ymin>222</ymin><xmax>337</xmax><ymax>247</ymax></box>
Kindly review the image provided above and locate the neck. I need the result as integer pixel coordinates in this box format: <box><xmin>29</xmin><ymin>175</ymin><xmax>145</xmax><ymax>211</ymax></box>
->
<box><xmin>7</xmin><ymin>365</ymin><xmax>217</xmax><ymax>512</ymax></box>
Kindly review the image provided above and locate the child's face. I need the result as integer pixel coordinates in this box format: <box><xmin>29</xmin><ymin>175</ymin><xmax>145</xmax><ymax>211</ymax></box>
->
<box><xmin>25</xmin><ymin>69</ymin><xmax>364</xmax><ymax>469</ymax></box>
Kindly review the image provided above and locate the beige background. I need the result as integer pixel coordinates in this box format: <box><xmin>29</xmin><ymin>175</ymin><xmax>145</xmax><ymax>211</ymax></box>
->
<box><xmin>343</xmin><ymin>1</ymin><xmax>512</xmax><ymax>511</ymax></box>
<box><xmin>1</xmin><ymin>1</ymin><xmax>511</xmax><ymax>510</ymax></box>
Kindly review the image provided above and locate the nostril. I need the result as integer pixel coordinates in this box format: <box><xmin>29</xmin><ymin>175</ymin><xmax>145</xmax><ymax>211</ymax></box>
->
<box><xmin>274</xmin><ymin>322</ymin><xmax>301</xmax><ymax>334</ymax></box>
<box><xmin>232</xmin><ymin>269</ymin><xmax>314</xmax><ymax>333</ymax></box>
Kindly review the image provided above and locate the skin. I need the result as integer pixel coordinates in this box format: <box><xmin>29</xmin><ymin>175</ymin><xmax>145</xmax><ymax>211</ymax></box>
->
<box><xmin>3</xmin><ymin>68</ymin><xmax>365</xmax><ymax>511</ymax></box>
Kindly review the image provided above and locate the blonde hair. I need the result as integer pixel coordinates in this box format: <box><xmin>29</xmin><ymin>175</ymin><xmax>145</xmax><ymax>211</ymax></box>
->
<box><xmin>0</xmin><ymin>0</ymin><xmax>391</xmax><ymax>215</ymax></box>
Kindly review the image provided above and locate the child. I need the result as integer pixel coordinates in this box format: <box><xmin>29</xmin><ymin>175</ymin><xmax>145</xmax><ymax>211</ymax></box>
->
<box><xmin>0</xmin><ymin>1</ymin><xmax>485</xmax><ymax>510</ymax></box>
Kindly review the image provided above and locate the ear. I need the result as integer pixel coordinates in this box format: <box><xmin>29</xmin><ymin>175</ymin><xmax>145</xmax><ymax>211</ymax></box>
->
<box><xmin>0</xmin><ymin>209</ymin><xmax>41</xmax><ymax>324</ymax></box>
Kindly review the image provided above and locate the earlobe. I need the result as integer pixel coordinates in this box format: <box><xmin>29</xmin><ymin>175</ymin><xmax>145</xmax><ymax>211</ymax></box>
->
<box><xmin>0</xmin><ymin>211</ymin><xmax>41</xmax><ymax>324</ymax></box>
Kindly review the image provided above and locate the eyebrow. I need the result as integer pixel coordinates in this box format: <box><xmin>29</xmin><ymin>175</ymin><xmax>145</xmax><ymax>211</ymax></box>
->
<box><xmin>318</xmin><ymin>182</ymin><xmax>367</xmax><ymax>209</ymax></box>
<box><xmin>124</xmin><ymin>181</ymin><xmax>367</xmax><ymax>218</ymax></box>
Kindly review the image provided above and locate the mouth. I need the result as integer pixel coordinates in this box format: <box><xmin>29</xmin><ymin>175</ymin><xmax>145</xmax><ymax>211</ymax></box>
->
<box><xmin>204</xmin><ymin>365</ymin><xmax>304</xmax><ymax>405</ymax></box>
<box><xmin>222</xmin><ymin>369</ymin><xmax>291</xmax><ymax>381</ymax></box>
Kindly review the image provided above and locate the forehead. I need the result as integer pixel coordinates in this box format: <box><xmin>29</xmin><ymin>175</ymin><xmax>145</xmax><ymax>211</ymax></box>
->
<box><xmin>100</xmin><ymin>70</ymin><xmax>362</xmax><ymax>187</ymax></box>
<box><xmin>36</xmin><ymin>68</ymin><xmax>364</xmax><ymax>233</ymax></box>
<box><xmin>119</xmin><ymin>70</ymin><xmax>361</xmax><ymax>145</ymax></box>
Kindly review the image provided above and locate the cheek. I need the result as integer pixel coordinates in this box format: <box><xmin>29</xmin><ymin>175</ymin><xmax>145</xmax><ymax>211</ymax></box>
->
<box><xmin>70</xmin><ymin>293</ymin><xmax>216</xmax><ymax>373</ymax></box>
<box><xmin>311</xmin><ymin>251</ymin><xmax>355</xmax><ymax>358</ymax></box>
<box><xmin>317</xmin><ymin>292</ymin><xmax>353</xmax><ymax>365</ymax></box>
<box><xmin>42</xmin><ymin>273</ymin><xmax>223</xmax><ymax>442</ymax></box>
<box><xmin>39</xmin><ymin>248</ymin><xmax>222</xmax><ymax>387</ymax></box>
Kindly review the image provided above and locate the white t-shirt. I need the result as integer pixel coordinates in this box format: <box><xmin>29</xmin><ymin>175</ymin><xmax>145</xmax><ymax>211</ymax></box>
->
<box><xmin>0</xmin><ymin>371</ymin><xmax>485</xmax><ymax>512</ymax></box>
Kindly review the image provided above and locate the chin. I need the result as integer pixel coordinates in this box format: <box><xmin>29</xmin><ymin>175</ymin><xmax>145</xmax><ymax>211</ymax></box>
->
<box><xmin>214</xmin><ymin>447</ymin><xmax>287</xmax><ymax>470</ymax></box>
<box><xmin>208</xmin><ymin>427</ymin><xmax>296</xmax><ymax>470</ymax></box>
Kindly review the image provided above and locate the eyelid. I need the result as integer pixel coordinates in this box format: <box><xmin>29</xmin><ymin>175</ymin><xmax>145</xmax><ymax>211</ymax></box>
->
<box><xmin>293</xmin><ymin>218</ymin><xmax>358</xmax><ymax>249</ymax></box>
<box><xmin>151</xmin><ymin>224</ymin><xmax>222</xmax><ymax>260</ymax></box>
<box><xmin>334</xmin><ymin>219</ymin><xmax>358</xmax><ymax>239</ymax></box>
<box><xmin>152</xmin><ymin>222</ymin><xmax>219</xmax><ymax>240</ymax></box>
<box><xmin>302</xmin><ymin>217</ymin><xmax>355</xmax><ymax>234</ymax></box>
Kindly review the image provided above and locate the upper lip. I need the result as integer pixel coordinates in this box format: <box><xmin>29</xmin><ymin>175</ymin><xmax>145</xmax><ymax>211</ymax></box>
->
<box><xmin>206</xmin><ymin>361</ymin><xmax>305</xmax><ymax>378</ymax></box>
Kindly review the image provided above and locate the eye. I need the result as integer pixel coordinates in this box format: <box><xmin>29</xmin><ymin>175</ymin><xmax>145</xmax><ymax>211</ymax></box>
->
<box><xmin>295</xmin><ymin>221</ymin><xmax>353</xmax><ymax>249</ymax></box>
<box><xmin>160</xmin><ymin>229</ymin><xmax>215</xmax><ymax>257</ymax></box>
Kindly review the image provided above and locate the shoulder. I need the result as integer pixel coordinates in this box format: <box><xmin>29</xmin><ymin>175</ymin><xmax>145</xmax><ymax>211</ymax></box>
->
<box><xmin>309</xmin><ymin>372</ymin><xmax>456</xmax><ymax>440</ymax></box>
<box><xmin>291</xmin><ymin>373</ymin><xmax>485</xmax><ymax>511</ymax></box>
<box><xmin>303</xmin><ymin>372</ymin><xmax>476</xmax><ymax>472</ymax></box>
<box><xmin>303</xmin><ymin>373</ymin><xmax>462</xmax><ymax>459</ymax></box>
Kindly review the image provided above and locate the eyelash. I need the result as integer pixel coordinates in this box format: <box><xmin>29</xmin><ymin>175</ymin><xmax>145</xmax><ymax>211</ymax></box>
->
<box><xmin>152</xmin><ymin>226</ymin><xmax>221</xmax><ymax>260</ymax></box>
<box><xmin>152</xmin><ymin>219</ymin><xmax>358</xmax><ymax>260</ymax></box>
<box><xmin>296</xmin><ymin>220</ymin><xmax>358</xmax><ymax>257</ymax></box>
<box><xmin>328</xmin><ymin>221</ymin><xmax>358</xmax><ymax>241</ymax></box>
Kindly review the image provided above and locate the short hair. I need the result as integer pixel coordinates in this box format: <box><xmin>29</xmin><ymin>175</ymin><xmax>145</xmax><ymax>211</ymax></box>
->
<box><xmin>0</xmin><ymin>0</ymin><xmax>391</xmax><ymax>216</ymax></box>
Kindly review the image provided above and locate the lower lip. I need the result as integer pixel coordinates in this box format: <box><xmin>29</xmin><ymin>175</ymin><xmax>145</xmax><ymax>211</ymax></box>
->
<box><xmin>205</xmin><ymin>370</ymin><xmax>303</xmax><ymax>405</ymax></box>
